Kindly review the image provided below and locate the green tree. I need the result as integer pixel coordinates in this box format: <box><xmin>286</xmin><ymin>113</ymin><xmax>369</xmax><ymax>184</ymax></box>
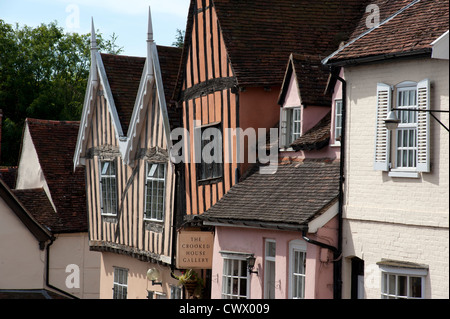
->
<box><xmin>172</xmin><ymin>28</ymin><xmax>185</xmax><ymax>48</ymax></box>
<box><xmin>0</xmin><ymin>20</ymin><xmax>123</xmax><ymax>166</ymax></box>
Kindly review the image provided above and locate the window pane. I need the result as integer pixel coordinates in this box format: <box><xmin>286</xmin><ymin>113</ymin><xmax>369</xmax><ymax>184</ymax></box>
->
<box><xmin>382</xmin><ymin>273</ymin><xmax>387</xmax><ymax>293</ymax></box>
<box><xmin>388</xmin><ymin>275</ymin><xmax>396</xmax><ymax>295</ymax></box>
<box><xmin>410</xmin><ymin>277</ymin><xmax>422</xmax><ymax>298</ymax></box>
<box><xmin>239</xmin><ymin>278</ymin><xmax>247</xmax><ymax>296</ymax></box>
<box><xmin>398</xmin><ymin>275</ymin><xmax>407</xmax><ymax>297</ymax></box>
<box><xmin>266</xmin><ymin>241</ymin><xmax>276</xmax><ymax>258</ymax></box>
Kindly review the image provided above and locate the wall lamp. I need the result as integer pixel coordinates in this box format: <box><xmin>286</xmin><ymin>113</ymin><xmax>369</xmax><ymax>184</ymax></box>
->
<box><xmin>246</xmin><ymin>255</ymin><xmax>258</xmax><ymax>275</ymax></box>
<box><xmin>385</xmin><ymin>109</ymin><xmax>449</xmax><ymax>132</ymax></box>
<box><xmin>147</xmin><ymin>268</ymin><xmax>162</xmax><ymax>286</ymax></box>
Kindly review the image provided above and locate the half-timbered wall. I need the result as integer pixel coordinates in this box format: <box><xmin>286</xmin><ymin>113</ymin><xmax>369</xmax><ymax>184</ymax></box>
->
<box><xmin>85</xmin><ymin>86</ymin><xmax>175</xmax><ymax>262</ymax></box>
<box><xmin>181</xmin><ymin>0</ymin><xmax>239</xmax><ymax>216</ymax></box>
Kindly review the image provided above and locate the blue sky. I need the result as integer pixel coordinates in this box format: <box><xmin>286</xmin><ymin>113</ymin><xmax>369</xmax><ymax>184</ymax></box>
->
<box><xmin>0</xmin><ymin>0</ymin><xmax>190</xmax><ymax>56</ymax></box>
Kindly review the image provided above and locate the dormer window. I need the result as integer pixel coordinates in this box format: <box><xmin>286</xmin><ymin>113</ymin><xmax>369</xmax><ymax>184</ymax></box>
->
<box><xmin>280</xmin><ymin>107</ymin><xmax>302</xmax><ymax>148</ymax></box>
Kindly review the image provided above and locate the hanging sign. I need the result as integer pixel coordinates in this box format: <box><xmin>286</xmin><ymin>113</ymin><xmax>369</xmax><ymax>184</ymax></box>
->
<box><xmin>177</xmin><ymin>231</ymin><xmax>214</xmax><ymax>269</ymax></box>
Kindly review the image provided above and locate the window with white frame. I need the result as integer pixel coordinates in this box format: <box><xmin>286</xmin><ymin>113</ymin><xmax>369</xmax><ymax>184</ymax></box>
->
<box><xmin>394</xmin><ymin>85</ymin><xmax>418</xmax><ymax>169</ymax></box>
<box><xmin>379</xmin><ymin>266</ymin><xmax>427</xmax><ymax>299</ymax></box>
<box><xmin>373</xmin><ymin>79</ymin><xmax>430</xmax><ymax>177</ymax></box>
<box><xmin>100</xmin><ymin>160</ymin><xmax>118</xmax><ymax>215</ymax></box>
<box><xmin>113</xmin><ymin>267</ymin><xmax>128</xmax><ymax>299</ymax></box>
<box><xmin>144</xmin><ymin>162</ymin><xmax>166</xmax><ymax>221</ymax></box>
<box><xmin>264</xmin><ymin>239</ymin><xmax>276</xmax><ymax>299</ymax></box>
<box><xmin>221</xmin><ymin>255</ymin><xmax>249</xmax><ymax>299</ymax></box>
<box><xmin>280</xmin><ymin>107</ymin><xmax>301</xmax><ymax>148</ymax></box>
<box><xmin>334</xmin><ymin>99</ymin><xmax>343</xmax><ymax>142</ymax></box>
<box><xmin>289</xmin><ymin>240</ymin><xmax>306</xmax><ymax>299</ymax></box>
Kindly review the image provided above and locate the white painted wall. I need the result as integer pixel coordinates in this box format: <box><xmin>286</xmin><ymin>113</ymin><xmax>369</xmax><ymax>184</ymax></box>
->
<box><xmin>341</xmin><ymin>57</ymin><xmax>449</xmax><ymax>298</ymax></box>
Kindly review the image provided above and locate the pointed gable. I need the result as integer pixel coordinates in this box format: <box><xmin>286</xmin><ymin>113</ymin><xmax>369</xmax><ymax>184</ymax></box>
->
<box><xmin>278</xmin><ymin>53</ymin><xmax>332</xmax><ymax>108</ymax></box>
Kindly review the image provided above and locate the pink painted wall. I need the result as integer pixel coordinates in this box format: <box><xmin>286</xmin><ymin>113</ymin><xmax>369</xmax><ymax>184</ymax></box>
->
<box><xmin>210</xmin><ymin>215</ymin><xmax>338</xmax><ymax>299</ymax></box>
<box><xmin>278</xmin><ymin>68</ymin><xmax>343</xmax><ymax>161</ymax></box>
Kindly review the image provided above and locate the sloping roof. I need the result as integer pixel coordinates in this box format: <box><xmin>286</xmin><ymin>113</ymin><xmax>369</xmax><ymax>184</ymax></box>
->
<box><xmin>26</xmin><ymin>119</ymin><xmax>87</xmax><ymax>233</ymax></box>
<box><xmin>175</xmin><ymin>0</ymin><xmax>368</xmax><ymax>92</ymax></box>
<box><xmin>101</xmin><ymin>46</ymin><xmax>182</xmax><ymax>135</ymax></box>
<box><xmin>199</xmin><ymin>159</ymin><xmax>340</xmax><ymax>228</ymax></box>
<box><xmin>100</xmin><ymin>53</ymin><xmax>145</xmax><ymax>136</ymax></box>
<box><xmin>12</xmin><ymin>188</ymin><xmax>64</xmax><ymax>233</ymax></box>
<box><xmin>0</xmin><ymin>179</ymin><xmax>52</xmax><ymax>244</ymax></box>
<box><xmin>0</xmin><ymin>166</ymin><xmax>17</xmax><ymax>189</ymax></box>
<box><xmin>290</xmin><ymin>112</ymin><xmax>331</xmax><ymax>151</ymax></box>
<box><xmin>325</xmin><ymin>0</ymin><xmax>449</xmax><ymax>64</ymax></box>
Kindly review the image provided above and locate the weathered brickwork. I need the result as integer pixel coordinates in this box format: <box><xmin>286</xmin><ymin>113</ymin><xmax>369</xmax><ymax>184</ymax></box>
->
<box><xmin>342</xmin><ymin>57</ymin><xmax>449</xmax><ymax>298</ymax></box>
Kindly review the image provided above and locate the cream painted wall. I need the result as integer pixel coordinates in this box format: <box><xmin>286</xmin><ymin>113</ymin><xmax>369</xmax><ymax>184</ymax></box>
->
<box><xmin>0</xmin><ymin>197</ymin><xmax>46</xmax><ymax>289</ymax></box>
<box><xmin>341</xmin><ymin>57</ymin><xmax>449</xmax><ymax>298</ymax></box>
<box><xmin>99</xmin><ymin>251</ymin><xmax>181</xmax><ymax>299</ymax></box>
<box><xmin>48</xmin><ymin>233</ymin><xmax>101</xmax><ymax>299</ymax></box>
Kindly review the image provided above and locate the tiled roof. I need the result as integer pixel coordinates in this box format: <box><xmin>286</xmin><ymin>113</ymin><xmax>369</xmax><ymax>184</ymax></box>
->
<box><xmin>0</xmin><ymin>179</ymin><xmax>52</xmax><ymax>243</ymax></box>
<box><xmin>26</xmin><ymin>119</ymin><xmax>87</xmax><ymax>233</ymax></box>
<box><xmin>326</xmin><ymin>0</ymin><xmax>449</xmax><ymax>63</ymax></box>
<box><xmin>200</xmin><ymin>159</ymin><xmax>340</xmax><ymax>227</ymax></box>
<box><xmin>100</xmin><ymin>46</ymin><xmax>182</xmax><ymax>134</ymax></box>
<box><xmin>177</xmin><ymin>0</ymin><xmax>368</xmax><ymax>90</ymax></box>
<box><xmin>12</xmin><ymin>188</ymin><xmax>65</xmax><ymax>233</ymax></box>
<box><xmin>0</xmin><ymin>166</ymin><xmax>17</xmax><ymax>189</ymax></box>
<box><xmin>100</xmin><ymin>53</ymin><xmax>145</xmax><ymax>136</ymax></box>
<box><xmin>290</xmin><ymin>112</ymin><xmax>331</xmax><ymax>151</ymax></box>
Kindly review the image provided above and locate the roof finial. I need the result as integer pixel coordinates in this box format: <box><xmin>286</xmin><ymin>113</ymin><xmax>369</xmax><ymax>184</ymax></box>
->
<box><xmin>147</xmin><ymin>6</ymin><xmax>154</xmax><ymax>43</ymax></box>
<box><xmin>90</xmin><ymin>17</ymin><xmax>98</xmax><ymax>50</ymax></box>
<box><xmin>90</xmin><ymin>17</ymin><xmax>98</xmax><ymax>84</ymax></box>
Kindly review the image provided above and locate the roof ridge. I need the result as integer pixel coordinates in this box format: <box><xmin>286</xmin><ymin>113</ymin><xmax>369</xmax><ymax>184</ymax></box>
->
<box><xmin>26</xmin><ymin>118</ymin><xmax>80</xmax><ymax>125</ymax></box>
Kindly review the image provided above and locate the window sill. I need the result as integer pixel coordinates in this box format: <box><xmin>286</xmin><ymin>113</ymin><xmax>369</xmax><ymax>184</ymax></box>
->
<box><xmin>279</xmin><ymin>147</ymin><xmax>295</xmax><ymax>152</ymax></box>
<box><xmin>330</xmin><ymin>142</ymin><xmax>341</xmax><ymax>148</ymax></box>
<box><xmin>388</xmin><ymin>170</ymin><xmax>420</xmax><ymax>178</ymax></box>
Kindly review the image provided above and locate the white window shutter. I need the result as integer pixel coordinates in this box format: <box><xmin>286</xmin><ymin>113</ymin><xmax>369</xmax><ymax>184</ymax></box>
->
<box><xmin>416</xmin><ymin>78</ymin><xmax>430</xmax><ymax>172</ymax></box>
<box><xmin>374</xmin><ymin>83</ymin><xmax>392</xmax><ymax>171</ymax></box>
<box><xmin>279</xmin><ymin>108</ymin><xmax>288</xmax><ymax>148</ymax></box>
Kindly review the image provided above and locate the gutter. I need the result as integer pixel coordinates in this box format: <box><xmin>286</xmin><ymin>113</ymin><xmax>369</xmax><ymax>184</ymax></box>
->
<box><xmin>45</xmin><ymin>238</ymin><xmax>79</xmax><ymax>299</ymax></box>
<box><xmin>325</xmin><ymin>49</ymin><xmax>431</xmax><ymax>67</ymax></box>
<box><xmin>333</xmin><ymin>68</ymin><xmax>346</xmax><ymax>300</ymax></box>
<box><xmin>170</xmin><ymin>162</ymin><xmax>183</xmax><ymax>280</ymax></box>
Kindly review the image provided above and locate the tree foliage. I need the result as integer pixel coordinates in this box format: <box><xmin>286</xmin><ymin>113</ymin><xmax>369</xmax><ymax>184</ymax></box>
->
<box><xmin>0</xmin><ymin>20</ymin><xmax>123</xmax><ymax>166</ymax></box>
<box><xmin>172</xmin><ymin>28</ymin><xmax>185</xmax><ymax>48</ymax></box>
